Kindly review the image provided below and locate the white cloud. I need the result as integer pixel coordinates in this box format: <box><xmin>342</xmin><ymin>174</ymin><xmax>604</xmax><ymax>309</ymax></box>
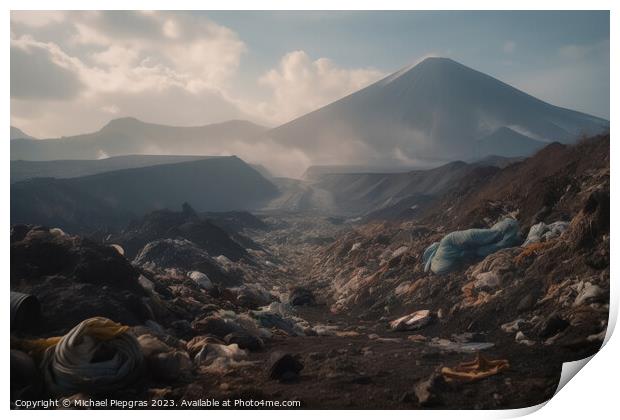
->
<box><xmin>10</xmin><ymin>11</ymin><xmax>254</xmax><ymax>137</ymax></box>
<box><xmin>11</xmin><ymin>12</ymin><xmax>391</xmax><ymax>140</ymax></box>
<box><xmin>258</xmin><ymin>50</ymin><xmax>385</xmax><ymax>123</ymax></box>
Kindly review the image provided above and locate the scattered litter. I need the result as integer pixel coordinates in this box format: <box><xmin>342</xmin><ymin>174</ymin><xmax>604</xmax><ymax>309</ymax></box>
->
<box><xmin>414</xmin><ymin>372</ymin><xmax>447</xmax><ymax>406</ymax></box>
<box><xmin>216</xmin><ymin>255</ymin><xmax>232</xmax><ymax>265</ymax></box>
<box><xmin>236</xmin><ymin>283</ymin><xmax>273</xmax><ymax>308</ymax></box>
<box><xmin>186</xmin><ymin>335</ymin><xmax>223</xmax><ymax>357</ymax></box>
<box><xmin>391</xmin><ymin>246</ymin><xmax>409</xmax><ymax>259</ymax></box>
<box><xmin>149</xmin><ymin>349</ymin><xmax>193</xmax><ymax>380</ymax></box>
<box><xmin>187</xmin><ymin>271</ymin><xmax>213</xmax><ymax>290</ymax></box>
<box><xmin>137</xmin><ymin>274</ymin><xmax>156</xmax><ymax>294</ymax></box>
<box><xmin>307</xmin><ymin>324</ymin><xmax>337</xmax><ymax>336</ymax></box>
<box><xmin>375</xmin><ymin>337</ymin><xmax>403</xmax><ymax>343</ymax></box>
<box><xmin>574</xmin><ymin>282</ymin><xmax>604</xmax><ymax>306</ymax></box>
<box><xmin>501</xmin><ymin>319</ymin><xmax>525</xmax><ymax>333</ymax></box>
<box><xmin>472</xmin><ymin>272</ymin><xmax>500</xmax><ymax>291</ymax></box>
<box><xmin>49</xmin><ymin>228</ymin><xmax>66</xmax><ymax>237</ymax></box>
<box><xmin>523</xmin><ymin>221</ymin><xmax>569</xmax><ymax>246</ymax></box>
<box><xmin>515</xmin><ymin>331</ymin><xmax>535</xmax><ymax>346</ymax></box>
<box><xmin>587</xmin><ymin>329</ymin><xmax>607</xmax><ymax>342</ymax></box>
<box><xmin>335</xmin><ymin>330</ymin><xmax>360</xmax><ymax>337</ymax></box>
<box><xmin>251</xmin><ymin>304</ymin><xmax>305</xmax><ymax>336</ymax></box>
<box><xmin>389</xmin><ymin>310</ymin><xmax>432</xmax><ymax>331</ymax></box>
<box><xmin>407</xmin><ymin>334</ymin><xmax>426</xmax><ymax>342</ymax></box>
<box><xmin>429</xmin><ymin>338</ymin><xmax>494</xmax><ymax>353</ymax></box>
<box><xmin>192</xmin><ymin>315</ymin><xmax>242</xmax><ymax>338</ymax></box>
<box><xmin>194</xmin><ymin>343</ymin><xmax>248</xmax><ymax>368</ymax></box>
<box><xmin>109</xmin><ymin>244</ymin><xmax>125</xmax><ymax>256</ymax></box>
<box><xmin>138</xmin><ymin>334</ymin><xmax>173</xmax><ymax>356</ymax></box>
<box><xmin>441</xmin><ymin>354</ymin><xmax>509</xmax><ymax>382</ymax></box>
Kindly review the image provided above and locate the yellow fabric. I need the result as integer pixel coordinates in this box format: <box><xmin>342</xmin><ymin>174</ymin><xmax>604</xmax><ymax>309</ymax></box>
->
<box><xmin>441</xmin><ymin>353</ymin><xmax>509</xmax><ymax>382</ymax></box>
<box><xmin>12</xmin><ymin>317</ymin><xmax>128</xmax><ymax>359</ymax></box>
<box><xmin>13</xmin><ymin>336</ymin><xmax>62</xmax><ymax>356</ymax></box>
<box><xmin>81</xmin><ymin>317</ymin><xmax>129</xmax><ymax>340</ymax></box>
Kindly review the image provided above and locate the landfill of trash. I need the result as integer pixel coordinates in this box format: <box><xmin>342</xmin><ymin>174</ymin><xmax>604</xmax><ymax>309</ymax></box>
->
<box><xmin>10</xmin><ymin>135</ymin><xmax>609</xmax><ymax>409</ymax></box>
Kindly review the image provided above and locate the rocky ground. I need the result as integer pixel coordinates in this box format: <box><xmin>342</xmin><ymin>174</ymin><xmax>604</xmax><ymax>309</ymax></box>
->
<box><xmin>10</xmin><ymin>136</ymin><xmax>609</xmax><ymax>410</ymax></box>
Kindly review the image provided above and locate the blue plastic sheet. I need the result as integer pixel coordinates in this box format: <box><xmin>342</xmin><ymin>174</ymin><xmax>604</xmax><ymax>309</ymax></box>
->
<box><xmin>423</xmin><ymin>218</ymin><xmax>521</xmax><ymax>274</ymax></box>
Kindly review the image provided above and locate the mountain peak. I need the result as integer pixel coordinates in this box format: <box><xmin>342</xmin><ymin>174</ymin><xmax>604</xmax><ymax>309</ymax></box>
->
<box><xmin>270</xmin><ymin>55</ymin><xmax>609</xmax><ymax>172</ymax></box>
<box><xmin>102</xmin><ymin>117</ymin><xmax>144</xmax><ymax>130</ymax></box>
<box><xmin>418</xmin><ymin>56</ymin><xmax>456</xmax><ymax>65</ymax></box>
<box><xmin>379</xmin><ymin>56</ymin><xmax>466</xmax><ymax>86</ymax></box>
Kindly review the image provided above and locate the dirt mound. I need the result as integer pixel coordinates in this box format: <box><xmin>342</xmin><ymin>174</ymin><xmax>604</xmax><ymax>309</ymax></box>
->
<box><xmin>133</xmin><ymin>238</ymin><xmax>240</xmax><ymax>287</ymax></box>
<box><xmin>424</xmin><ymin>134</ymin><xmax>609</xmax><ymax>231</ymax></box>
<box><xmin>11</xmin><ymin>225</ymin><xmax>147</xmax><ymax>333</ymax></box>
<box><xmin>112</xmin><ymin>205</ymin><xmax>249</xmax><ymax>261</ymax></box>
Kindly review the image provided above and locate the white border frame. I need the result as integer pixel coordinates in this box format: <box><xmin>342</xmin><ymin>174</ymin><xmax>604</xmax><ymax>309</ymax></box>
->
<box><xmin>3</xmin><ymin>2</ymin><xmax>616</xmax><ymax>419</ymax></box>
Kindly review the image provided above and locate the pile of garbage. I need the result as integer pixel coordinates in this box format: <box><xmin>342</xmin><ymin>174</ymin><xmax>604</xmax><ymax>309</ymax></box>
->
<box><xmin>306</xmin><ymin>136</ymin><xmax>609</xmax><ymax>359</ymax></box>
<box><xmin>133</xmin><ymin>238</ymin><xmax>241</xmax><ymax>287</ymax></box>
<box><xmin>11</xmin><ymin>226</ymin><xmax>149</xmax><ymax>332</ymax></box>
<box><xmin>109</xmin><ymin>205</ymin><xmax>251</xmax><ymax>261</ymax></box>
<box><xmin>10</xmin><ymin>221</ymin><xmax>321</xmax><ymax>404</ymax></box>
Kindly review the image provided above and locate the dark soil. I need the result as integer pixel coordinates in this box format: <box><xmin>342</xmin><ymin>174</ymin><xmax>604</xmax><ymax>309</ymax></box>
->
<box><xmin>184</xmin><ymin>305</ymin><xmax>570</xmax><ymax>409</ymax></box>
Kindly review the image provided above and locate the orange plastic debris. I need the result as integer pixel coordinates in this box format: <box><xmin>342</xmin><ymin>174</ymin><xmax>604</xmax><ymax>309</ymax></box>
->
<box><xmin>441</xmin><ymin>353</ymin><xmax>509</xmax><ymax>382</ymax></box>
<box><xmin>514</xmin><ymin>242</ymin><xmax>553</xmax><ymax>264</ymax></box>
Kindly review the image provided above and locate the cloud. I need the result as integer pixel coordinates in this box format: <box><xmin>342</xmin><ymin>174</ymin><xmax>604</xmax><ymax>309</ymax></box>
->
<box><xmin>258</xmin><ymin>50</ymin><xmax>385</xmax><ymax>123</ymax></box>
<box><xmin>10</xmin><ymin>12</ymin><xmax>388</xmax><ymax>139</ymax></box>
<box><xmin>10</xmin><ymin>11</ymin><xmax>251</xmax><ymax>137</ymax></box>
<box><xmin>10</xmin><ymin>37</ymin><xmax>84</xmax><ymax>100</ymax></box>
<box><xmin>11</xmin><ymin>11</ymin><xmax>66</xmax><ymax>27</ymax></box>
<box><xmin>503</xmin><ymin>41</ymin><xmax>516</xmax><ymax>54</ymax></box>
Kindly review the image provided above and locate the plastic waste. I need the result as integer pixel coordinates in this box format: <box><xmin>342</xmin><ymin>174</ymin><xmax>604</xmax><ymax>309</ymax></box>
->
<box><xmin>423</xmin><ymin>218</ymin><xmax>520</xmax><ymax>274</ymax></box>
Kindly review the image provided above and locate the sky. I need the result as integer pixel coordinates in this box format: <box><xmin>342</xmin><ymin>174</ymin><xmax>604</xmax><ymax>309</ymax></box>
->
<box><xmin>10</xmin><ymin>10</ymin><xmax>610</xmax><ymax>138</ymax></box>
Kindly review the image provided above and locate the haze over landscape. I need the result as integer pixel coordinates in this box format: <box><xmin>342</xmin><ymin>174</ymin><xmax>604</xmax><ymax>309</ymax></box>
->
<box><xmin>11</xmin><ymin>11</ymin><xmax>609</xmax><ymax>177</ymax></box>
<box><xmin>9</xmin><ymin>10</ymin><xmax>610</xmax><ymax>410</ymax></box>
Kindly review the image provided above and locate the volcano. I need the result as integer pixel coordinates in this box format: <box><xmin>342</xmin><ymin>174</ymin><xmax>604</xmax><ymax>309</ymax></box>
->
<box><xmin>268</xmin><ymin>57</ymin><xmax>608</xmax><ymax>171</ymax></box>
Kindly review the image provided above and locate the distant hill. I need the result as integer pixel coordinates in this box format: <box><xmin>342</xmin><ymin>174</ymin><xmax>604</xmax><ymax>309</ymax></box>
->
<box><xmin>10</xmin><ymin>155</ymin><xmax>210</xmax><ymax>183</ymax></box>
<box><xmin>474</xmin><ymin>154</ymin><xmax>524</xmax><ymax>169</ymax></box>
<box><xmin>313</xmin><ymin>161</ymin><xmax>479</xmax><ymax>215</ymax></box>
<box><xmin>267</xmin><ymin>161</ymin><xmax>485</xmax><ymax>216</ymax></box>
<box><xmin>302</xmin><ymin>163</ymin><xmax>435</xmax><ymax>181</ymax></box>
<box><xmin>10</xmin><ymin>117</ymin><xmax>268</xmax><ymax>160</ymax></box>
<box><xmin>11</xmin><ymin>156</ymin><xmax>279</xmax><ymax>233</ymax></box>
<box><xmin>10</xmin><ymin>126</ymin><xmax>36</xmax><ymax>140</ymax></box>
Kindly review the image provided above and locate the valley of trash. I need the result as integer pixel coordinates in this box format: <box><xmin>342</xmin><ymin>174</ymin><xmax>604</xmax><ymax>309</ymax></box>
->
<box><xmin>10</xmin><ymin>136</ymin><xmax>610</xmax><ymax>409</ymax></box>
